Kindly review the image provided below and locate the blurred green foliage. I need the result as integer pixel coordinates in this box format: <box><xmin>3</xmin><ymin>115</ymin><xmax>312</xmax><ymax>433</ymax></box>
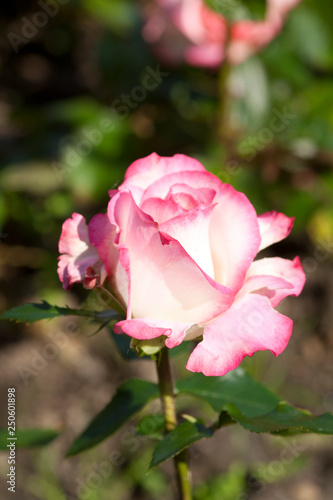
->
<box><xmin>1</xmin><ymin>0</ymin><xmax>333</xmax><ymax>279</ymax></box>
<box><xmin>1</xmin><ymin>0</ymin><xmax>333</xmax><ymax>497</ymax></box>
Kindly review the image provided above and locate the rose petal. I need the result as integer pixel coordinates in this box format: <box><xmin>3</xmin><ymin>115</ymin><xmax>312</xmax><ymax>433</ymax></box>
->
<box><xmin>210</xmin><ymin>184</ymin><xmax>261</xmax><ymax>292</ymax></box>
<box><xmin>141</xmin><ymin>196</ymin><xmax>185</xmax><ymax>224</ymax></box>
<box><xmin>186</xmin><ymin>43</ymin><xmax>225</xmax><ymax>67</ymax></box>
<box><xmin>59</xmin><ymin>213</ymin><xmax>90</xmax><ymax>256</ymax></box>
<box><xmin>83</xmin><ymin>263</ymin><xmax>107</xmax><ymax>290</ymax></box>
<box><xmin>141</xmin><ymin>182</ymin><xmax>217</xmax><ymax>224</ymax></box>
<box><xmin>240</xmin><ymin>256</ymin><xmax>306</xmax><ymax>307</ymax></box>
<box><xmin>258</xmin><ymin>211</ymin><xmax>294</xmax><ymax>251</ymax></box>
<box><xmin>121</xmin><ymin>153</ymin><xmax>206</xmax><ymax>193</ymax></box>
<box><xmin>89</xmin><ymin>213</ymin><xmax>117</xmax><ymax>277</ymax></box>
<box><xmin>89</xmin><ymin>213</ymin><xmax>128</xmax><ymax>308</ymax></box>
<box><xmin>141</xmin><ymin>169</ymin><xmax>221</xmax><ymax>206</ymax></box>
<box><xmin>58</xmin><ymin>213</ymin><xmax>100</xmax><ymax>289</ymax></box>
<box><xmin>160</xmin><ymin>205</ymin><xmax>215</xmax><ymax>278</ymax></box>
<box><xmin>228</xmin><ymin>17</ymin><xmax>282</xmax><ymax>64</ymax></box>
<box><xmin>268</xmin><ymin>0</ymin><xmax>303</xmax><ymax>18</ymax></box>
<box><xmin>186</xmin><ymin>294</ymin><xmax>293</xmax><ymax>376</ymax></box>
<box><xmin>173</xmin><ymin>0</ymin><xmax>212</xmax><ymax>44</ymax></box>
<box><xmin>108</xmin><ymin>191</ymin><xmax>232</xmax><ymax>323</ymax></box>
<box><xmin>173</xmin><ymin>0</ymin><xmax>226</xmax><ymax>66</ymax></box>
<box><xmin>114</xmin><ymin>318</ymin><xmax>192</xmax><ymax>348</ymax></box>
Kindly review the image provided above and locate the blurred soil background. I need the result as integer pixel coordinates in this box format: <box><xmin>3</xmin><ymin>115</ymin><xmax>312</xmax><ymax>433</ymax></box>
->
<box><xmin>1</xmin><ymin>0</ymin><xmax>333</xmax><ymax>499</ymax></box>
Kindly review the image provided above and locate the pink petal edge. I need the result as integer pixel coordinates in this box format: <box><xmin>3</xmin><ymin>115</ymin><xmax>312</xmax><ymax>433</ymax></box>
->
<box><xmin>186</xmin><ymin>294</ymin><xmax>293</xmax><ymax>376</ymax></box>
<box><xmin>258</xmin><ymin>211</ymin><xmax>294</xmax><ymax>251</ymax></box>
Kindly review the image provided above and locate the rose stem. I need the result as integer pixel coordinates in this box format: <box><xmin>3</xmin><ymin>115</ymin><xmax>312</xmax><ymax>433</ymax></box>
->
<box><xmin>218</xmin><ymin>22</ymin><xmax>233</xmax><ymax>162</ymax></box>
<box><xmin>156</xmin><ymin>347</ymin><xmax>192</xmax><ymax>500</ymax></box>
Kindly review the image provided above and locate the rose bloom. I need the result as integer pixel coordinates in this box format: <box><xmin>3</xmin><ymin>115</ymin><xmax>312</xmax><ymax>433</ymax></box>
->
<box><xmin>142</xmin><ymin>0</ymin><xmax>302</xmax><ymax>67</ymax></box>
<box><xmin>58</xmin><ymin>154</ymin><xmax>305</xmax><ymax>376</ymax></box>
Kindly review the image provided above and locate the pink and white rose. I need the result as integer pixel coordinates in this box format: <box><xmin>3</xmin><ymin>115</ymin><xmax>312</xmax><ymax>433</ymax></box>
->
<box><xmin>142</xmin><ymin>0</ymin><xmax>302</xmax><ymax>67</ymax></box>
<box><xmin>58</xmin><ymin>153</ymin><xmax>305</xmax><ymax>376</ymax></box>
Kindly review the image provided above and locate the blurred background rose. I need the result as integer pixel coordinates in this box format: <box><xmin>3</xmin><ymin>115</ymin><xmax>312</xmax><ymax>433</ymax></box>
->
<box><xmin>1</xmin><ymin>0</ymin><xmax>333</xmax><ymax>499</ymax></box>
<box><xmin>142</xmin><ymin>0</ymin><xmax>302</xmax><ymax>66</ymax></box>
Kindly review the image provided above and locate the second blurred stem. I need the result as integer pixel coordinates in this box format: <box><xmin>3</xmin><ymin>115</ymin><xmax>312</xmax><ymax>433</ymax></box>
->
<box><xmin>218</xmin><ymin>22</ymin><xmax>235</xmax><ymax>164</ymax></box>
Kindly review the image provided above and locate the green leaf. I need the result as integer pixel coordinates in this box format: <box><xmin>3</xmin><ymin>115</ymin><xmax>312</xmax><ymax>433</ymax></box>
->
<box><xmin>194</xmin><ymin>463</ymin><xmax>247</xmax><ymax>500</ymax></box>
<box><xmin>81</xmin><ymin>0</ymin><xmax>139</xmax><ymax>33</ymax></box>
<box><xmin>149</xmin><ymin>422</ymin><xmax>213</xmax><ymax>470</ymax></box>
<box><xmin>137</xmin><ymin>414</ymin><xmax>165</xmax><ymax>439</ymax></box>
<box><xmin>109</xmin><ymin>330</ymin><xmax>149</xmax><ymax>360</ymax></box>
<box><xmin>287</xmin><ymin>7</ymin><xmax>332</xmax><ymax>69</ymax></box>
<box><xmin>176</xmin><ymin>368</ymin><xmax>279</xmax><ymax>418</ymax></box>
<box><xmin>227</xmin><ymin>402</ymin><xmax>333</xmax><ymax>434</ymax></box>
<box><xmin>87</xmin><ymin>319</ymin><xmax>114</xmax><ymax>337</ymax></box>
<box><xmin>231</xmin><ymin>58</ymin><xmax>270</xmax><ymax>131</ymax></box>
<box><xmin>205</xmin><ymin>0</ymin><xmax>266</xmax><ymax>22</ymax></box>
<box><xmin>67</xmin><ymin>379</ymin><xmax>159</xmax><ymax>456</ymax></box>
<box><xmin>205</xmin><ymin>0</ymin><xmax>240</xmax><ymax>20</ymax></box>
<box><xmin>0</xmin><ymin>301</ymin><xmax>122</xmax><ymax>324</ymax></box>
<box><xmin>217</xmin><ymin>410</ymin><xmax>236</xmax><ymax>429</ymax></box>
<box><xmin>0</xmin><ymin>428</ymin><xmax>59</xmax><ymax>449</ymax></box>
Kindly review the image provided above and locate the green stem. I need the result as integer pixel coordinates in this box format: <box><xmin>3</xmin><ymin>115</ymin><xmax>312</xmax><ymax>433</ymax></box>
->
<box><xmin>218</xmin><ymin>22</ymin><xmax>236</xmax><ymax>164</ymax></box>
<box><xmin>156</xmin><ymin>348</ymin><xmax>192</xmax><ymax>500</ymax></box>
<box><xmin>218</xmin><ymin>58</ymin><xmax>231</xmax><ymax>138</ymax></box>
